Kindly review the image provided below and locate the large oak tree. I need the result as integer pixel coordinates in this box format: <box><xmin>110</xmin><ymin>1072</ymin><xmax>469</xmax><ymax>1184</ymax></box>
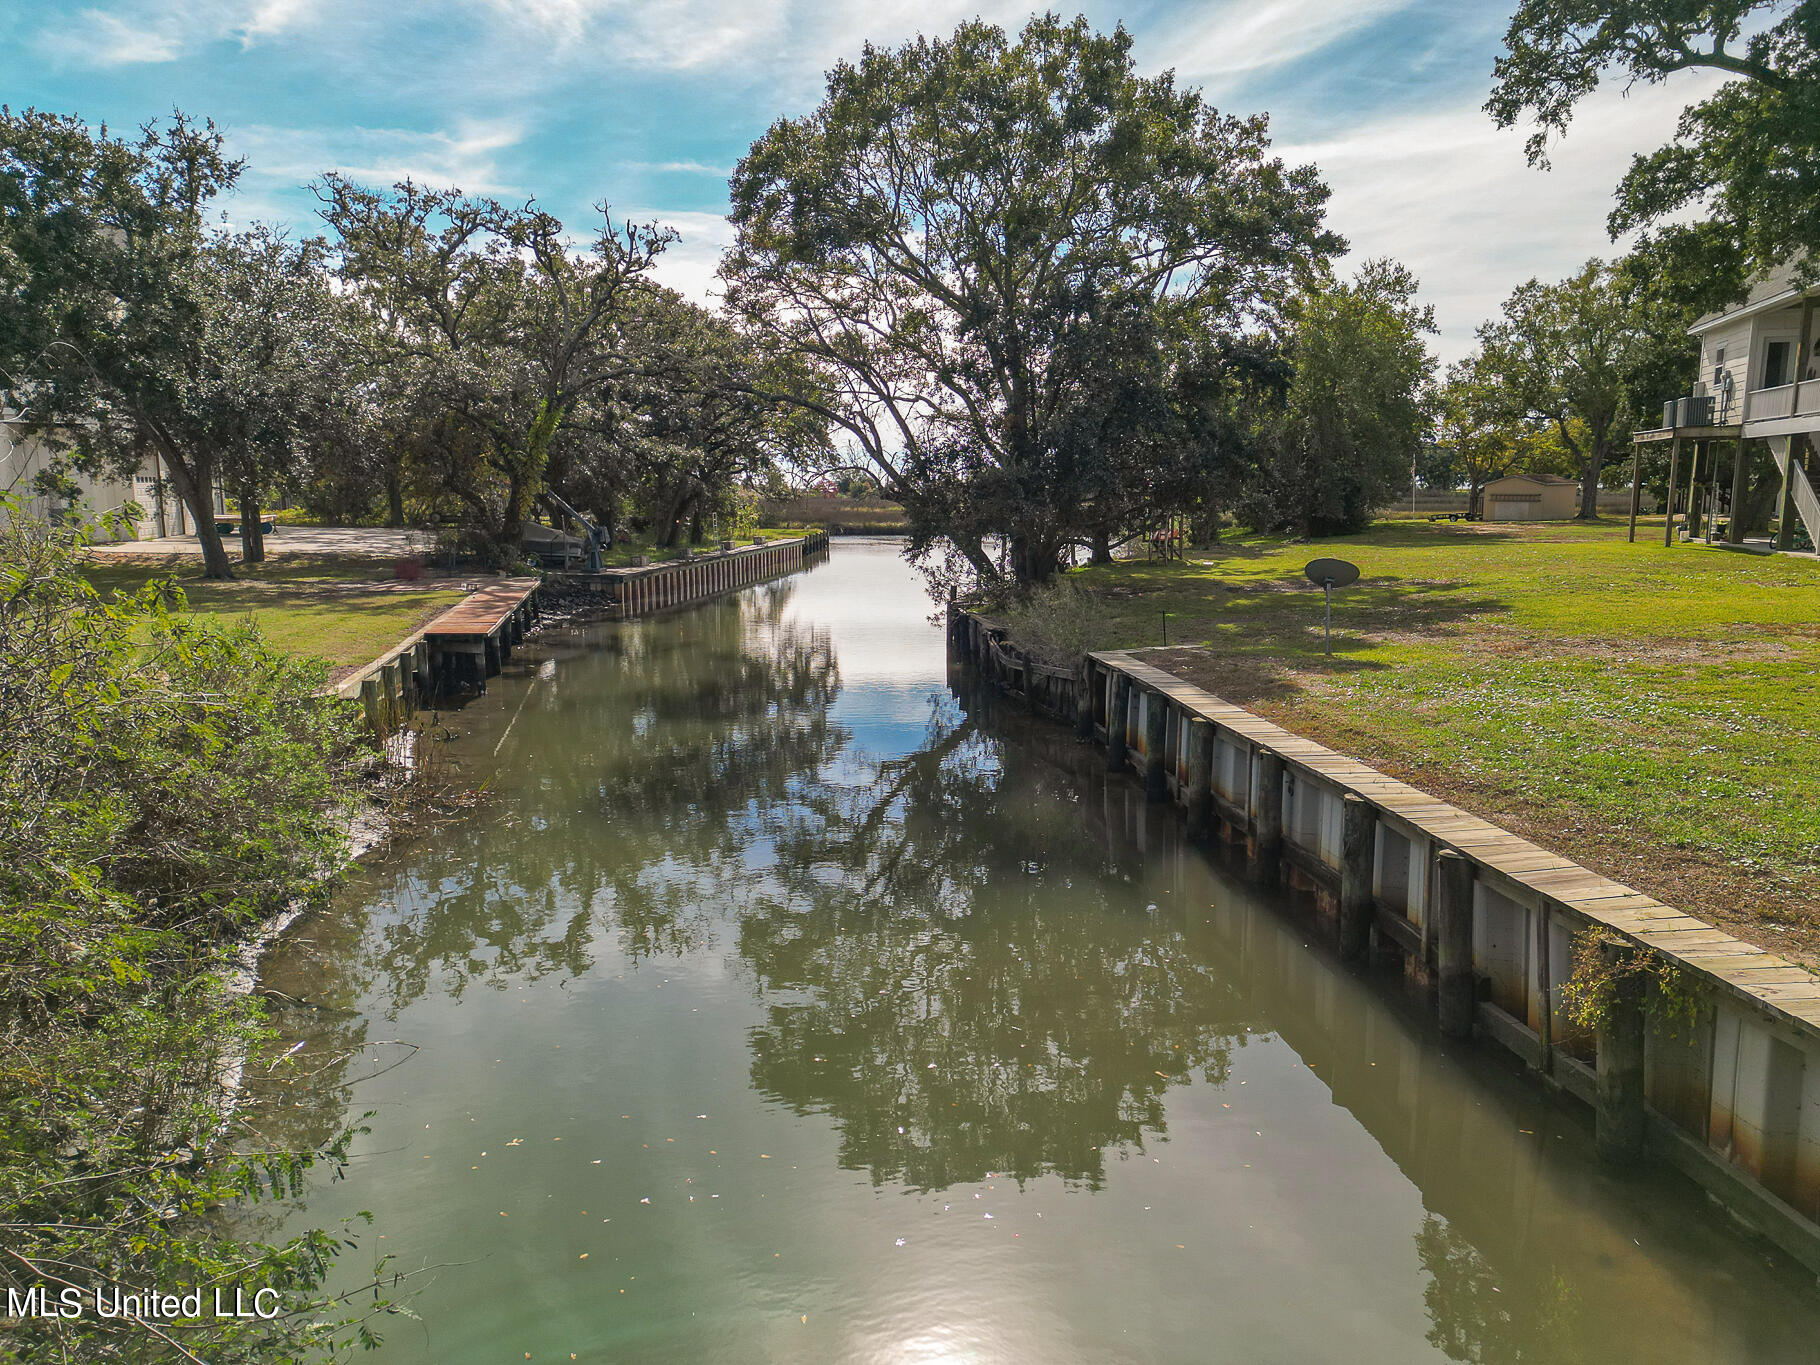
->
<box><xmin>1477</xmin><ymin>260</ymin><xmax>1661</xmax><ymax>518</ymax></box>
<box><xmin>317</xmin><ymin>177</ymin><xmax>670</xmax><ymax>560</ymax></box>
<box><xmin>0</xmin><ymin>110</ymin><xmax>247</xmax><ymax>576</ymax></box>
<box><xmin>723</xmin><ymin>14</ymin><xmax>1341</xmax><ymax>587</ymax></box>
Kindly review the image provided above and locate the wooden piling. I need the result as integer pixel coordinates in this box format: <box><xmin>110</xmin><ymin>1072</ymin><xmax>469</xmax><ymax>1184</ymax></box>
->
<box><xmin>1106</xmin><ymin>673</ymin><xmax>1130</xmax><ymax>772</ymax></box>
<box><xmin>1143</xmin><ymin>693</ymin><xmax>1167</xmax><ymax>802</ymax></box>
<box><xmin>1664</xmin><ymin>434</ymin><xmax>1683</xmax><ymax>547</ymax></box>
<box><xmin>1595</xmin><ymin>937</ymin><xmax>1647</xmax><ymax>1163</ymax></box>
<box><xmin>360</xmin><ymin>677</ymin><xmax>383</xmax><ymax>738</ymax></box>
<box><xmin>1253</xmin><ymin>749</ymin><xmax>1284</xmax><ymax>877</ymax></box>
<box><xmin>1185</xmin><ymin>717</ymin><xmax>1214</xmax><ymax>839</ymax></box>
<box><xmin>1727</xmin><ymin>439</ymin><xmax>1750</xmax><ymax>545</ymax></box>
<box><xmin>380</xmin><ymin>659</ymin><xmax>402</xmax><ymax>728</ymax></box>
<box><xmin>1436</xmin><ymin>850</ymin><xmax>1475</xmax><ymax>1038</ymax></box>
<box><xmin>1339</xmin><ymin>794</ymin><xmax>1375</xmax><ymax>962</ymax></box>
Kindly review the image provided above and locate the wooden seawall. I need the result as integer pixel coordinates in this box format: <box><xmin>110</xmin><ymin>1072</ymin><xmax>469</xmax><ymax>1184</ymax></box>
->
<box><xmin>952</xmin><ymin>608</ymin><xmax>1820</xmax><ymax>1275</ymax></box>
<box><xmin>333</xmin><ymin>535</ymin><xmax>831</xmax><ymax>736</ymax></box>
<box><xmin>553</xmin><ymin>531</ymin><xmax>829</xmax><ymax>617</ymax></box>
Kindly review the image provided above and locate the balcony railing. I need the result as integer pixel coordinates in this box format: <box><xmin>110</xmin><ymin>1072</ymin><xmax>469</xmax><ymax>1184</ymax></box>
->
<box><xmin>1745</xmin><ymin>382</ymin><xmax>1820</xmax><ymax>424</ymax></box>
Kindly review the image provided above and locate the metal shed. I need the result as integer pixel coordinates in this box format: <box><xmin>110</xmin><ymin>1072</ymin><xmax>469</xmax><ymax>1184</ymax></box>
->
<box><xmin>1483</xmin><ymin>473</ymin><xmax>1578</xmax><ymax>521</ymax></box>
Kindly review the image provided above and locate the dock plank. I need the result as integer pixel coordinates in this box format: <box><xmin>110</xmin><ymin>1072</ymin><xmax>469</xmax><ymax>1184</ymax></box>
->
<box><xmin>423</xmin><ymin>578</ymin><xmax>540</xmax><ymax>640</ymax></box>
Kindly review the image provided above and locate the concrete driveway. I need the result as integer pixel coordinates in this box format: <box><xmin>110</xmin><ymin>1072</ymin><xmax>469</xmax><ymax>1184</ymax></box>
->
<box><xmin>91</xmin><ymin>525</ymin><xmax>434</xmax><ymax>558</ymax></box>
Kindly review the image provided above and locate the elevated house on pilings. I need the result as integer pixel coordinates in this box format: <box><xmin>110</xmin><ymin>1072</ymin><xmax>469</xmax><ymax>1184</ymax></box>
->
<box><xmin>1631</xmin><ymin>262</ymin><xmax>1820</xmax><ymax>552</ymax></box>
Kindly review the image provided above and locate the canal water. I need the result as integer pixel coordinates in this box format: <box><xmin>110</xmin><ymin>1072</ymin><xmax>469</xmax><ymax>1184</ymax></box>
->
<box><xmin>252</xmin><ymin>540</ymin><xmax>1820</xmax><ymax>1363</ymax></box>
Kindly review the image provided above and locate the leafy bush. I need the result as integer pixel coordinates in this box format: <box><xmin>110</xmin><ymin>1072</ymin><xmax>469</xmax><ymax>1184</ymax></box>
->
<box><xmin>0</xmin><ymin>502</ymin><xmax>393</xmax><ymax>1360</ymax></box>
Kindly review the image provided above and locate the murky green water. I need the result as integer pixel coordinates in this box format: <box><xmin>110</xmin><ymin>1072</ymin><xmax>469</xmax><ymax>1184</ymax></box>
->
<box><xmin>253</xmin><ymin>540</ymin><xmax>1819</xmax><ymax>1363</ymax></box>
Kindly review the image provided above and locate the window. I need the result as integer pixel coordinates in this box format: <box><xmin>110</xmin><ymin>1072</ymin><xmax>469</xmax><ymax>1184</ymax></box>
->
<box><xmin>1764</xmin><ymin>340</ymin><xmax>1793</xmax><ymax>389</ymax></box>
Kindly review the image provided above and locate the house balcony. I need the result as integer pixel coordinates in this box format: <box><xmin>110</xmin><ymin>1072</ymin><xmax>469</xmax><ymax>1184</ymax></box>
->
<box><xmin>1743</xmin><ymin>381</ymin><xmax>1820</xmax><ymax>434</ymax></box>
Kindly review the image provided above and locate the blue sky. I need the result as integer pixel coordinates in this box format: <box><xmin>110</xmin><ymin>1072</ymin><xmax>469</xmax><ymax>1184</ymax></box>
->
<box><xmin>4</xmin><ymin>0</ymin><xmax>1721</xmax><ymax>362</ymax></box>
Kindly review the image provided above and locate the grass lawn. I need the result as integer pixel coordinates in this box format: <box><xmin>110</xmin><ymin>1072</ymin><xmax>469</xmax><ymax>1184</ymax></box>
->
<box><xmin>1005</xmin><ymin>518</ymin><xmax>1820</xmax><ymax>963</ymax></box>
<box><xmin>83</xmin><ymin>555</ymin><xmax>468</xmax><ymax>682</ymax></box>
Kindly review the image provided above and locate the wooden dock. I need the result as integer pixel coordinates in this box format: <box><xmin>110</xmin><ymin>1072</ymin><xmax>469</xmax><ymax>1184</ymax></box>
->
<box><xmin>329</xmin><ymin>576</ymin><xmax>543</xmax><ymax>734</ymax></box>
<box><xmin>422</xmin><ymin>578</ymin><xmax>542</xmax><ymax>691</ymax></box>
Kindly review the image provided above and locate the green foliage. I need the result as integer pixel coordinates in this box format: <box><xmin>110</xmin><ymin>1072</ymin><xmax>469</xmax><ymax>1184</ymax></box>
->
<box><xmin>0</xmin><ymin>501</ymin><xmax>392</xmax><ymax>1359</ymax></box>
<box><xmin>1238</xmin><ymin>259</ymin><xmax>1437</xmax><ymax>537</ymax></box>
<box><xmin>1476</xmin><ymin>260</ymin><xmax>1679</xmax><ymax>517</ymax></box>
<box><xmin>1432</xmin><ymin>350</ymin><xmax>1580</xmax><ymax>510</ymax></box>
<box><xmin>998</xmin><ymin>576</ymin><xmax>1102</xmax><ymax>669</ymax></box>
<box><xmin>1487</xmin><ymin>1</ymin><xmax>1820</xmax><ymax>301</ymax></box>
<box><xmin>316</xmin><ymin>175</ymin><xmax>677</xmax><ymax>562</ymax></box>
<box><xmin>724</xmin><ymin>13</ymin><xmax>1342</xmax><ymax>585</ymax></box>
<box><xmin>1562</xmin><ymin>929</ymin><xmax>1711</xmax><ymax>1039</ymax></box>
<box><xmin>568</xmin><ymin>289</ymin><xmax>831</xmax><ymax>549</ymax></box>
<box><xmin>0</xmin><ymin>109</ymin><xmax>248</xmax><ymax>578</ymax></box>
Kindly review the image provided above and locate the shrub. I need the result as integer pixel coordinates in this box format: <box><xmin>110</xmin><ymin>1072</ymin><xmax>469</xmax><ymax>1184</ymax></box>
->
<box><xmin>0</xmin><ymin>501</ymin><xmax>395</xmax><ymax>1359</ymax></box>
<box><xmin>1008</xmin><ymin>576</ymin><xmax>1105</xmax><ymax>669</ymax></box>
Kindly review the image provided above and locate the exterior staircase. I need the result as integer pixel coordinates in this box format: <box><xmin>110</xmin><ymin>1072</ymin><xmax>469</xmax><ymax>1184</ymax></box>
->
<box><xmin>1768</xmin><ymin>436</ymin><xmax>1820</xmax><ymax>549</ymax></box>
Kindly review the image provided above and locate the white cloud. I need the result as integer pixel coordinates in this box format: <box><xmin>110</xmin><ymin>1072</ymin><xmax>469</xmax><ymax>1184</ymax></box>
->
<box><xmin>41</xmin><ymin>0</ymin><xmax>318</xmax><ymax>66</ymax></box>
<box><xmin>47</xmin><ymin>9</ymin><xmax>183</xmax><ymax>65</ymax></box>
<box><xmin>237</xmin><ymin>0</ymin><xmax>317</xmax><ymax>43</ymax></box>
<box><xmin>231</xmin><ymin>118</ymin><xmax>529</xmax><ymax>198</ymax></box>
<box><xmin>622</xmin><ymin>159</ymin><xmax>733</xmax><ymax>177</ymax></box>
<box><xmin>1150</xmin><ymin>0</ymin><xmax>1418</xmax><ymax>83</ymax></box>
<box><xmin>1274</xmin><ymin>73</ymin><xmax>1728</xmax><ymax>364</ymax></box>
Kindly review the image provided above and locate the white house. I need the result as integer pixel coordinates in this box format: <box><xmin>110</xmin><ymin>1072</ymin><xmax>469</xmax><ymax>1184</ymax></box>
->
<box><xmin>0</xmin><ymin>420</ymin><xmax>222</xmax><ymax>540</ymax></box>
<box><xmin>1639</xmin><ymin>263</ymin><xmax>1820</xmax><ymax>551</ymax></box>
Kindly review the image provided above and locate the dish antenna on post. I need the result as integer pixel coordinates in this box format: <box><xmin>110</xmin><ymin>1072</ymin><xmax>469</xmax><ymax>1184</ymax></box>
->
<box><xmin>1303</xmin><ymin>558</ymin><xmax>1360</xmax><ymax>658</ymax></box>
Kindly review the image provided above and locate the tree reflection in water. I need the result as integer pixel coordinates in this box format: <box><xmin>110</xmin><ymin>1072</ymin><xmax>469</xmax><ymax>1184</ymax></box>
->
<box><xmin>740</xmin><ymin>694</ymin><xmax>1244</xmax><ymax>1191</ymax></box>
<box><xmin>373</xmin><ymin>582</ymin><xmax>842</xmax><ymax>1008</ymax></box>
<box><xmin>245</xmin><ymin>583</ymin><xmax>842</xmax><ymax>1163</ymax></box>
<box><xmin>1417</xmin><ymin>1215</ymin><xmax>1584</xmax><ymax>1365</ymax></box>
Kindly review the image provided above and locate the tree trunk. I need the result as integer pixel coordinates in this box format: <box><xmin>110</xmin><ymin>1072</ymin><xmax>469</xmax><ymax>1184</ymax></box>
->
<box><xmin>239</xmin><ymin>490</ymin><xmax>265</xmax><ymax>564</ymax></box>
<box><xmin>1090</xmin><ymin>526</ymin><xmax>1112</xmax><ymax>566</ymax></box>
<box><xmin>1010</xmin><ymin>534</ymin><xmax>1061</xmax><ymax>585</ymax></box>
<box><xmin>1578</xmin><ymin>448</ymin><xmax>1604</xmax><ymax>519</ymax></box>
<box><xmin>688</xmin><ymin>506</ymin><xmax>704</xmax><ymax>545</ymax></box>
<box><xmin>158</xmin><ymin>441</ymin><xmax>234</xmax><ymax>580</ymax></box>
<box><xmin>657</xmin><ymin>478</ymin><xmax>697</xmax><ymax>549</ymax></box>
<box><xmin>386</xmin><ymin>466</ymin><xmax>406</xmax><ymax>528</ymax></box>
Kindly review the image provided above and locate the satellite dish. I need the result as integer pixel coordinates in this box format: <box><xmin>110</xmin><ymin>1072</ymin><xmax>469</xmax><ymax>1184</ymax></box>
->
<box><xmin>1303</xmin><ymin>558</ymin><xmax>1360</xmax><ymax>589</ymax></box>
<box><xmin>1302</xmin><ymin>558</ymin><xmax>1360</xmax><ymax>657</ymax></box>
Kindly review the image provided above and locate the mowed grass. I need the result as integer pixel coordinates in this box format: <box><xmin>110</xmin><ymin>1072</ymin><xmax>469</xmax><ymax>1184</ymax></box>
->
<box><xmin>83</xmin><ymin>555</ymin><xmax>468</xmax><ymax>681</ymax></box>
<box><xmin>1011</xmin><ymin>519</ymin><xmax>1820</xmax><ymax>957</ymax></box>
